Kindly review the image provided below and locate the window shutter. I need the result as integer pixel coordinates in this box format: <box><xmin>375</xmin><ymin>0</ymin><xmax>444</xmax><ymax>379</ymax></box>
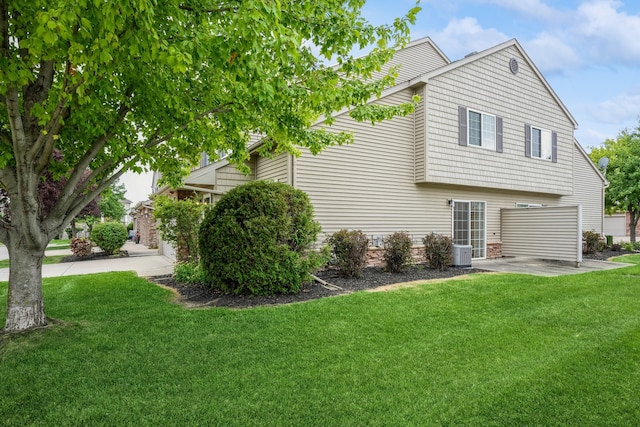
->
<box><xmin>551</xmin><ymin>131</ymin><xmax>558</xmax><ymax>163</ymax></box>
<box><xmin>524</xmin><ymin>124</ymin><xmax>531</xmax><ymax>158</ymax></box>
<box><xmin>458</xmin><ymin>106</ymin><xmax>467</xmax><ymax>146</ymax></box>
<box><xmin>496</xmin><ymin>117</ymin><xmax>503</xmax><ymax>153</ymax></box>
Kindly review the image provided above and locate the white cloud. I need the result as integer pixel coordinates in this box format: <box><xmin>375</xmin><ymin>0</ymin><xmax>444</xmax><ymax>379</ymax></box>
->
<box><xmin>524</xmin><ymin>32</ymin><xmax>582</xmax><ymax>74</ymax></box>
<box><xmin>572</xmin><ymin>0</ymin><xmax>640</xmax><ymax>65</ymax></box>
<box><xmin>432</xmin><ymin>17</ymin><xmax>510</xmax><ymax>59</ymax></box>
<box><xmin>591</xmin><ymin>87</ymin><xmax>640</xmax><ymax>124</ymax></box>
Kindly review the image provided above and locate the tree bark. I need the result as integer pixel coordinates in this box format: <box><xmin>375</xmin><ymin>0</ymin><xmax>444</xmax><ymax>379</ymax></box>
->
<box><xmin>629</xmin><ymin>210</ymin><xmax>638</xmax><ymax>243</ymax></box>
<box><xmin>2</xmin><ymin>241</ymin><xmax>47</xmax><ymax>332</ymax></box>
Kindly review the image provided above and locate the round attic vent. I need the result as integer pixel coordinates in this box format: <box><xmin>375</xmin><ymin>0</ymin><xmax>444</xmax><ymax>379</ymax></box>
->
<box><xmin>509</xmin><ymin>58</ymin><xmax>519</xmax><ymax>74</ymax></box>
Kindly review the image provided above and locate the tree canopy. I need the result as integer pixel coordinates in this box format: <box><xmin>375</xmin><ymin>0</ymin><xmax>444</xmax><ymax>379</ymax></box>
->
<box><xmin>589</xmin><ymin>122</ymin><xmax>640</xmax><ymax>242</ymax></box>
<box><xmin>1</xmin><ymin>0</ymin><xmax>421</xmax><ymax>332</ymax></box>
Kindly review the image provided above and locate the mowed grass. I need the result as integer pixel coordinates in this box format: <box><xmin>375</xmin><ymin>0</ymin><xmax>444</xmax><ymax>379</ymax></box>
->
<box><xmin>0</xmin><ymin>255</ymin><xmax>67</xmax><ymax>269</ymax></box>
<box><xmin>1</xmin><ymin>256</ymin><xmax>640</xmax><ymax>426</ymax></box>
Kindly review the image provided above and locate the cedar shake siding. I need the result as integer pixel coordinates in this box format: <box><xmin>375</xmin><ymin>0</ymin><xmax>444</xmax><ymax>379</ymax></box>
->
<box><xmin>418</xmin><ymin>44</ymin><xmax>574</xmax><ymax>195</ymax></box>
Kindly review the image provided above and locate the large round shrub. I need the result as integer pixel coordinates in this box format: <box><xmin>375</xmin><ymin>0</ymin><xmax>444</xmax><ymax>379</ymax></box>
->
<box><xmin>199</xmin><ymin>181</ymin><xmax>324</xmax><ymax>295</ymax></box>
<box><xmin>91</xmin><ymin>221</ymin><xmax>128</xmax><ymax>254</ymax></box>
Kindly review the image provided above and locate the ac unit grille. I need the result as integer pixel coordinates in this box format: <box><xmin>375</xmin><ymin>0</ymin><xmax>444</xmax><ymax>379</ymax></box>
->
<box><xmin>453</xmin><ymin>244</ymin><xmax>472</xmax><ymax>267</ymax></box>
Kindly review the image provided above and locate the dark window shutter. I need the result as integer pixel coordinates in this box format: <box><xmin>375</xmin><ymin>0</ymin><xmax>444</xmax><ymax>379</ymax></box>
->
<box><xmin>496</xmin><ymin>117</ymin><xmax>503</xmax><ymax>153</ymax></box>
<box><xmin>552</xmin><ymin>131</ymin><xmax>558</xmax><ymax>163</ymax></box>
<box><xmin>524</xmin><ymin>124</ymin><xmax>531</xmax><ymax>158</ymax></box>
<box><xmin>458</xmin><ymin>106</ymin><xmax>467</xmax><ymax>146</ymax></box>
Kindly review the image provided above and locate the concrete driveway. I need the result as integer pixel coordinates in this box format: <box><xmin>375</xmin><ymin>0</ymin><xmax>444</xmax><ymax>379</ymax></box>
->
<box><xmin>473</xmin><ymin>257</ymin><xmax>633</xmax><ymax>277</ymax></box>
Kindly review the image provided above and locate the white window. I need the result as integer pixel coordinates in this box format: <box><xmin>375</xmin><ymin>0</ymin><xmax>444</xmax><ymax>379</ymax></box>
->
<box><xmin>530</xmin><ymin>127</ymin><xmax>553</xmax><ymax>160</ymax></box>
<box><xmin>468</xmin><ymin>110</ymin><xmax>496</xmax><ymax>150</ymax></box>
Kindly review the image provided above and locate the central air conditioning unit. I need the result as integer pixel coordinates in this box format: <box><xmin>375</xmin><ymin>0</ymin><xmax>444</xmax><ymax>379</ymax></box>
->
<box><xmin>453</xmin><ymin>244</ymin><xmax>472</xmax><ymax>267</ymax></box>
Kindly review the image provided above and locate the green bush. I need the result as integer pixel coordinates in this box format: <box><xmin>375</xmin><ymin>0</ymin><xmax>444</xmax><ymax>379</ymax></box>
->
<box><xmin>173</xmin><ymin>262</ymin><xmax>204</xmax><ymax>285</ymax></box>
<box><xmin>583</xmin><ymin>231</ymin><xmax>601</xmax><ymax>255</ymax></box>
<box><xmin>327</xmin><ymin>229</ymin><xmax>369</xmax><ymax>278</ymax></box>
<box><xmin>423</xmin><ymin>233</ymin><xmax>453</xmax><ymax>271</ymax></box>
<box><xmin>383</xmin><ymin>231</ymin><xmax>413</xmax><ymax>273</ymax></box>
<box><xmin>90</xmin><ymin>222</ymin><xmax>128</xmax><ymax>254</ymax></box>
<box><xmin>70</xmin><ymin>237</ymin><xmax>92</xmax><ymax>257</ymax></box>
<box><xmin>623</xmin><ymin>241</ymin><xmax>640</xmax><ymax>251</ymax></box>
<box><xmin>199</xmin><ymin>181</ymin><xmax>324</xmax><ymax>295</ymax></box>
<box><xmin>153</xmin><ymin>195</ymin><xmax>206</xmax><ymax>263</ymax></box>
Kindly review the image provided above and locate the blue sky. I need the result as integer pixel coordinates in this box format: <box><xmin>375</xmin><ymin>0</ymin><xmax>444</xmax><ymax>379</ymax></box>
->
<box><xmin>361</xmin><ymin>0</ymin><xmax>640</xmax><ymax>150</ymax></box>
<box><xmin>123</xmin><ymin>0</ymin><xmax>640</xmax><ymax>204</ymax></box>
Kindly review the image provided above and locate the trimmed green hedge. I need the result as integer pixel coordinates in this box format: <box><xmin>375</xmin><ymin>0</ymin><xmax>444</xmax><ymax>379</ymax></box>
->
<box><xmin>199</xmin><ymin>181</ymin><xmax>325</xmax><ymax>295</ymax></box>
<box><xmin>91</xmin><ymin>222</ymin><xmax>128</xmax><ymax>254</ymax></box>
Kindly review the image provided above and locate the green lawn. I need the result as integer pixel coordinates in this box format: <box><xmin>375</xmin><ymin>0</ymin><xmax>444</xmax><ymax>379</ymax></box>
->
<box><xmin>0</xmin><ymin>255</ymin><xmax>67</xmax><ymax>269</ymax></box>
<box><xmin>1</xmin><ymin>256</ymin><xmax>640</xmax><ymax>425</ymax></box>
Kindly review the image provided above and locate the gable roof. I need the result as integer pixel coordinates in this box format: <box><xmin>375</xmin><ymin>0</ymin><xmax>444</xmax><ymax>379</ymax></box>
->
<box><xmin>399</xmin><ymin>36</ymin><xmax>451</xmax><ymax>67</ymax></box>
<box><xmin>408</xmin><ymin>38</ymin><xmax>578</xmax><ymax>129</ymax></box>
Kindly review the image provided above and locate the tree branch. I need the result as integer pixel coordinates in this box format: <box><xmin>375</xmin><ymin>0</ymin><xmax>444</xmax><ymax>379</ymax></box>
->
<box><xmin>45</xmin><ymin>100</ymin><xmax>131</xmax><ymax>222</ymax></box>
<box><xmin>30</xmin><ymin>65</ymin><xmax>84</xmax><ymax>170</ymax></box>
<box><xmin>146</xmin><ymin>102</ymin><xmax>234</xmax><ymax>148</ymax></box>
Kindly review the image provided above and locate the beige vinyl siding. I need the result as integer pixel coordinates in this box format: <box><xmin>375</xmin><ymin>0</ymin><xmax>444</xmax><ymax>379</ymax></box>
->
<box><xmin>256</xmin><ymin>152</ymin><xmax>290</xmax><ymax>184</ymax></box>
<box><xmin>501</xmin><ymin>206</ymin><xmax>582</xmax><ymax>262</ymax></box>
<box><xmin>559</xmin><ymin>143</ymin><xmax>604</xmax><ymax>233</ymax></box>
<box><xmin>423</xmin><ymin>45</ymin><xmax>574</xmax><ymax>195</ymax></box>
<box><xmin>414</xmin><ymin>85</ymin><xmax>426</xmax><ymax>182</ymax></box>
<box><xmin>296</xmin><ymin>88</ymin><xmax>567</xmax><ymax>243</ymax></box>
<box><xmin>370</xmin><ymin>38</ymin><xmax>449</xmax><ymax>85</ymax></box>
<box><xmin>214</xmin><ymin>161</ymin><xmax>254</xmax><ymax>193</ymax></box>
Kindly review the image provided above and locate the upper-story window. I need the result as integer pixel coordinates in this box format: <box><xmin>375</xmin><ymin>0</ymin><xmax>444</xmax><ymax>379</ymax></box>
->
<box><xmin>468</xmin><ymin>110</ymin><xmax>496</xmax><ymax>150</ymax></box>
<box><xmin>458</xmin><ymin>106</ymin><xmax>503</xmax><ymax>153</ymax></box>
<box><xmin>525</xmin><ymin>124</ymin><xmax>557</xmax><ymax>162</ymax></box>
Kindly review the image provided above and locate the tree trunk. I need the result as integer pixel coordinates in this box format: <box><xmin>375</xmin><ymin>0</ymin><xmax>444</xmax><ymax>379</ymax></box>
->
<box><xmin>629</xmin><ymin>210</ymin><xmax>638</xmax><ymax>244</ymax></box>
<box><xmin>2</xmin><ymin>242</ymin><xmax>47</xmax><ymax>333</ymax></box>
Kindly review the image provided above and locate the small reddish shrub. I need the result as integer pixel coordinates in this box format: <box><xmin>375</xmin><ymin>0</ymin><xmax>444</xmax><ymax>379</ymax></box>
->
<box><xmin>383</xmin><ymin>231</ymin><xmax>413</xmax><ymax>273</ymax></box>
<box><xmin>327</xmin><ymin>229</ymin><xmax>369</xmax><ymax>278</ymax></box>
<box><xmin>70</xmin><ymin>237</ymin><xmax>92</xmax><ymax>257</ymax></box>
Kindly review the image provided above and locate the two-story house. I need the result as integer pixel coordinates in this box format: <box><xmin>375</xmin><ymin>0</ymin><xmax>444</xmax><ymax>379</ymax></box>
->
<box><xmin>154</xmin><ymin>37</ymin><xmax>606</xmax><ymax>263</ymax></box>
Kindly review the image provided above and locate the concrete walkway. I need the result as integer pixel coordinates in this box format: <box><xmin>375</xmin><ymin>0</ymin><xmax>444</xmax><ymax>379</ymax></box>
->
<box><xmin>473</xmin><ymin>257</ymin><xmax>633</xmax><ymax>277</ymax></box>
<box><xmin>0</xmin><ymin>241</ymin><xmax>174</xmax><ymax>281</ymax></box>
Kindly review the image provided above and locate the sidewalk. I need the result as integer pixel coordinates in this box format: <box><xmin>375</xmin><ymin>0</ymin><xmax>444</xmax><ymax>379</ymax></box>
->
<box><xmin>0</xmin><ymin>241</ymin><xmax>174</xmax><ymax>281</ymax></box>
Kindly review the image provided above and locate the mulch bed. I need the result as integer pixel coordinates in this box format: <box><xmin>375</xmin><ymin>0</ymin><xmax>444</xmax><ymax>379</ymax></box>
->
<box><xmin>150</xmin><ymin>264</ymin><xmax>486</xmax><ymax>309</ymax></box>
<box><xmin>60</xmin><ymin>250</ymin><xmax>129</xmax><ymax>263</ymax></box>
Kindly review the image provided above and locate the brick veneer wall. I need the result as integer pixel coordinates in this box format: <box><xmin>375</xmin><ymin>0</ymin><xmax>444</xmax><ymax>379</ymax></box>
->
<box><xmin>487</xmin><ymin>243</ymin><xmax>502</xmax><ymax>259</ymax></box>
<box><xmin>133</xmin><ymin>205</ymin><xmax>158</xmax><ymax>249</ymax></box>
<box><xmin>365</xmin><ymin>242</ymin><xmax>502</xmax><ymax>267</ymax></box>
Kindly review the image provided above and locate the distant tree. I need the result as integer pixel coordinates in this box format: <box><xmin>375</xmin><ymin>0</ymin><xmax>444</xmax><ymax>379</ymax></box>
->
<box><xmin>590</xmin><ymin>123</ymin><xmax>640</xmax><ymax>242</ymax></box>
<box><xmin>98</xmin><ymin>182</ymin><xmax>127</xmax><ymax>223</ymax></box>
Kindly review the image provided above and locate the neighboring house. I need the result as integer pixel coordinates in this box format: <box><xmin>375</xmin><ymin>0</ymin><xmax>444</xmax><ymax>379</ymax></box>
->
<box><xmin>604</xmin><ymin>212</ymin><xmax>631</xmax><ymax>240</ymax></box>
<box><xmin>131</xmin><ymin>201</ymin><xmax>158</xmax><ymax>249</ymax></box>
<box><xmin>120</xmin><ymin>198</ymin><xmax>132</xmax><ymax>225</ymax></box>
<box><xmin>154</xmin><ymin>37</ymin><xmax>606</xmax><ymax>263</ymax></box>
